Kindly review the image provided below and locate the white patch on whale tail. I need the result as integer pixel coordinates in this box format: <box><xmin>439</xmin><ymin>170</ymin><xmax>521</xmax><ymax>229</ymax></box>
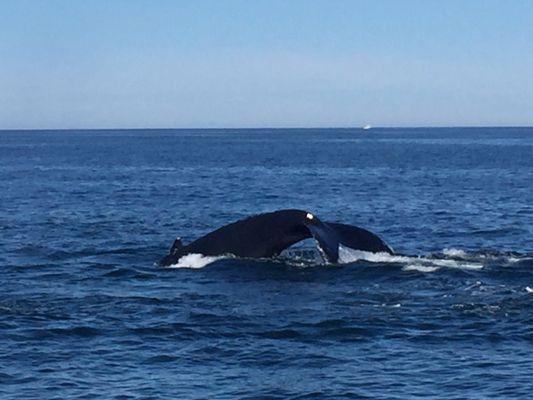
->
<box><xmin>166</xmin><ymin>253</ymin><xmax>224</xmax><ymax>269</ymax></box>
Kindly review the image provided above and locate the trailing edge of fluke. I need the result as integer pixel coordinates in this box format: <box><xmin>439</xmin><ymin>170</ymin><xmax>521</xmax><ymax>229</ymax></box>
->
<box><xmin>159</xmin><ymin>209</ymin><xmax>392</xmax><ymax>266</ymax></box>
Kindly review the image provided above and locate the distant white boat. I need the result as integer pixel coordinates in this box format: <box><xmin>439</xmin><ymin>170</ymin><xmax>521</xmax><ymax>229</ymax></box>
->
<box><xmin>362</xmin><ymin>124</ymin><xmax>372</xmax><ymax>130</ymax></box>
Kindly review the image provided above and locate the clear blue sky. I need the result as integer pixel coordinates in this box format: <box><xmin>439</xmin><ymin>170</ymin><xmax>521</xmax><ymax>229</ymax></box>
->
<box><xmin>1</xmin><ymin>0</ymin><xmax>532</xmax><ymax>129</ymax></box>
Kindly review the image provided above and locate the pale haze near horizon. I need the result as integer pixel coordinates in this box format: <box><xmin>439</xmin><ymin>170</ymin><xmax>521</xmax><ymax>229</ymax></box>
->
<box><xmin>1</xmin><ymin>0</ymin><xmax>532</xmax><ymax>129</ymax></box>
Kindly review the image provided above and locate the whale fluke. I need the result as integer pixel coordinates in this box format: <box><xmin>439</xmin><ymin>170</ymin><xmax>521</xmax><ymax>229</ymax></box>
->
<box><xmin>159</xmin><ymin>209</ymin><xmax>392</xmax><ymax>266</ymax></box>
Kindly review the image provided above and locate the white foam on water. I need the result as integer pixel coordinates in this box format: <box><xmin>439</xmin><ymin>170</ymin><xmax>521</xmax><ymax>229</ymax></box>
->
<box><xmin>403</xmin><ymin>264</ymin><xmax>439</xmax><ymax>273</ymax></box>
<box><xmin>442</xmin><ymin>248</ymin><xmax>467</xmax><ymax>258</ymax></box>
<box><xmin>426</xmin><ymin>258</ymin><xmax>483</xmax><ymax>270</ymax></box>
<box><xmin>526</xmin><ymin>287</ymin><xmax>533</xmax><ymax>293</ymax></box>
<box><xmin>166</xmin><ymin>253</ymin><xmax>224</xmax><ymax>269</ymax></box>
<box><xmin>374</xmin><ymin>303</ymin><xmax>402</xmax><ymax>308</ymax></box>
<box><xmin>338</xmin><ymin>246</ymin><xmax>483</xmax><ymax>271</ymax></box>
<box><xmin>338</xmin><ymin>247</ymin><xmax>410</xmax><ymax>264</ymax></box>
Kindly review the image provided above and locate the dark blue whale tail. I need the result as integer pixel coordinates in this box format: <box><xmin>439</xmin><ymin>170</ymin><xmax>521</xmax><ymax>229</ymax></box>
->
<box><xmin>160</xmin><ymin>209</ymin><xmax>392</xmax><ymax>266</ymax></box>
<box><xmin>305</xmin><ymin>218</ymin><xmax>393</xmax><ymax>263</ymax></box>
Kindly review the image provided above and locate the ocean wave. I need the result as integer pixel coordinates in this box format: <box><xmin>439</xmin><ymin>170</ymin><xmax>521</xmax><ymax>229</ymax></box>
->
<box><xmin>103</xmin><ymin>267</ymin><xmax>155</xmax><ymax>279</ymax></box>
<box><xmin>143</xmin><ymin>355</ymin><xmax>179</xmax><ymax>364</ymax></box>
<box><xmin>403</xmin><ymin>264</ymin><xmax>439</xmax><ymax>273</ymax></box>
<box><xmin>338</xmin><ymin>246</ymin><xmax>484</xmax><ymax>271</ymax></box>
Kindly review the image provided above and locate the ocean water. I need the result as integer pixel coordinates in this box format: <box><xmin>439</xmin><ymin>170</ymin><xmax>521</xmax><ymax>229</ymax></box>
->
<box><xmin>1</xmin><ymin>127</ymin><xmax>532</xmax><ymax>399</ymax></box>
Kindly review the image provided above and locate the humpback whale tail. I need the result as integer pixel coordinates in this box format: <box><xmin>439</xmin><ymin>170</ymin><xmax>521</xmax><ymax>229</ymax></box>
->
<box><xmin>169</xmin><ymin>237</ymin><xmax>183</xmax><ymax>254</ymax></box>
<box><xmin>160</xmin><ymin>209</ymin><xmax>392</xmax><ymax>266</ymax></box>
<box><xmin>303</xmin><ymin>214</ymin><xmax>393</xmax><ymax>263</ymax></box>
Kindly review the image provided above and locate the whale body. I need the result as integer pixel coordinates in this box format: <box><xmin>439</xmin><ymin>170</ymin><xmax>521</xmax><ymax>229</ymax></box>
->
<box><xmin>159</xmin><ymin>209</ymin><xmax>392</xmax><ymax>266</ymax></box>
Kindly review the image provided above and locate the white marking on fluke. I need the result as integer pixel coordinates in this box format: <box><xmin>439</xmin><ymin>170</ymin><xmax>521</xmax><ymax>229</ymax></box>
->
<box><xmin>306</xmin><ymin>213</ymin><xmax>314</xmax><ymax>220</ymax></box>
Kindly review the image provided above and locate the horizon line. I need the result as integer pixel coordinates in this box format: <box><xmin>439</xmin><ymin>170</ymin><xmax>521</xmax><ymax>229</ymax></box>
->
<box><xmin>1</xmin><ymin>125</ymin><xmax>533</xmax><ymax>132</ymax></box>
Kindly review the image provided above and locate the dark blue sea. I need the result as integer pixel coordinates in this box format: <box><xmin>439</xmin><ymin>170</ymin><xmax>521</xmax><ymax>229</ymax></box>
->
<box><xmin>1</xmin><ymin>128</ymin><xmax>532</xmax><ymax>399</ymax></box>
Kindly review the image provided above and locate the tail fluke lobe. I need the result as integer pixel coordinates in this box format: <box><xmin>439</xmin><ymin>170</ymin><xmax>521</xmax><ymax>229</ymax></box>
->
<box><xmin>170</xmin><ymin>237</ymin><xmax>183</xmax><ymax>254</ymax></box>
<box><xmin>305</xmin><ymin>219</ymin><xmax>393</xmax><ymax>264</ymax></box>
<box><xmin>304</xmin><ymin>218</ymin><xmax>341</xmax><ymax>263</ymax></box>
<box><xmin>327</xmin><ymin>222</ymin><xmax>393</xmax><ymax>255</ymax></box>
